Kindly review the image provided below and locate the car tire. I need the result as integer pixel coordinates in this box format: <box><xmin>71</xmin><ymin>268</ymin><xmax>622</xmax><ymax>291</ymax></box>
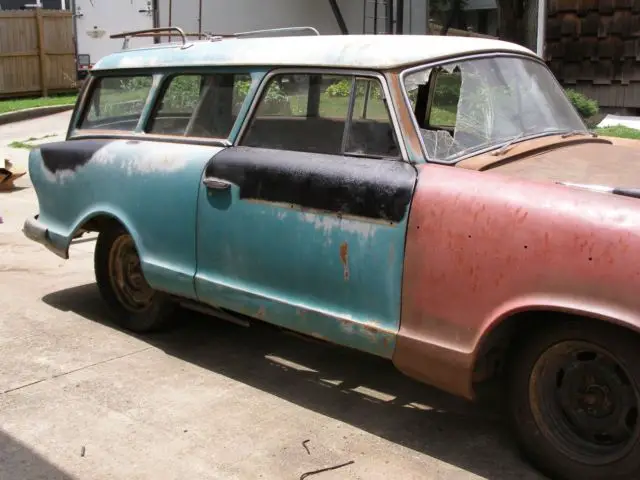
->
<box><xmin>508</xmin><ymin>320</ymin><xmax>640</xmax><ymax>480</ymax></box>
<box><xmin>94</xmin><ymin>225</ymin><xmax>175</xmax><ymax>333</ymax></box>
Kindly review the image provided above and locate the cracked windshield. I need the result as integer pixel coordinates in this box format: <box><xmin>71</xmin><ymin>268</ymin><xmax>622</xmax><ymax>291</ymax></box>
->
<box><xmin>404</xmin><ymin>56</ymin><xmax>587</xmax><ymax>161</ymax></box>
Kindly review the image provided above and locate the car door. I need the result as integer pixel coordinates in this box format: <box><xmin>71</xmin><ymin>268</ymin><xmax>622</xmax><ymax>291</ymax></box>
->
<box><xmin>194</xmin><ymin>70</ymin><xmax>417</xmax><ymax>357</ymax></box>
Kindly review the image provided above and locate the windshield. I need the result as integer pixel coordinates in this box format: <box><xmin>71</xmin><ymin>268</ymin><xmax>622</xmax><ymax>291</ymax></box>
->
<box><xmin>402</xmin><ymin>56</ymin><xmax>587</xmax><ymax>162</ymax></box>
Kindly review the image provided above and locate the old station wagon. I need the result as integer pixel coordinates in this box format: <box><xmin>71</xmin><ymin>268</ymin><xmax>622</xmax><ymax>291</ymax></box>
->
<box><xmin>24</xmin><ymin>27</ymin><xmax>640</xmax><ymax>480</ymax></box>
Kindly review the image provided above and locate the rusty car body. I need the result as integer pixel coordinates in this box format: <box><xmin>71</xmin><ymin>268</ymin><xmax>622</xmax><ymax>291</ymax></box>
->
<box><xmin>23</xmin><ymin>27</ymin><xmax>640</xmax><ymax>480</ymax></box>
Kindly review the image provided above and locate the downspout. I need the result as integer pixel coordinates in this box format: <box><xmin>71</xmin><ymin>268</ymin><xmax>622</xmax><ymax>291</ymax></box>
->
<box><xmin>396</xmin><ymin>0</ymin><xmax>404</xmax><ymax>34</ymax></box>
<box><xmin>536</xmin><ymin>0</ymin><xmax>547</xmax><ymax>57</ymax></box>
<box><xmin>198</xmin><ymin>0</ymin><xmax>203</xmax><ymax>37</ymax></box>
<box><xmin>328</xmin><ymin>0</ymin><xmax>349</xmax><ymax>34</ymax></box>
<box><xmin>168</xmin><ymin>0</ymin><xmax>172</xmax><ymax>42</ymax></box>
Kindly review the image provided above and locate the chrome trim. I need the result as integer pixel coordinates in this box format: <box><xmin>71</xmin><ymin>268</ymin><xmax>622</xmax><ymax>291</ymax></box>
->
<box><xmin>22</xmin><ymin>216</ymin><xmax>68</xmax><ymax>260</ymax></box>
<box><xmin>234</xmin><ymin>67</ymin><xmax>410</xmax><ymax>162</ymax></box>
<box><xmin>398</xmin><ymin>52</ymin><xmax>564</xmax><ymax>165</ymax></box>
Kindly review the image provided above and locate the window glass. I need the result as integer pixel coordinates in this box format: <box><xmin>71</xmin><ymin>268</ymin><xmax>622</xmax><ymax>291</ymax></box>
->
<box><xmin>147</xmin><ymin>73</ymin><xmax>251</xmax><ymax>138</ymax></box>
<box><xmin>80</xmin><ymin>76</ymin><xmax>153</xmax><ymax>131</ymax></box>
<box><xmin>346</xmin><ymin>78</ymin><xmax>400</xmax><ymax>157</ymax></box>
<box><xmin>242</xmin><ymin>73</ymin><xmax>399</xmax><ymax>158</ymax></box>
<box><xmin>403</xmin><ymin>57</ymin><xmax>586</xmax><ymax>162</ymax></box>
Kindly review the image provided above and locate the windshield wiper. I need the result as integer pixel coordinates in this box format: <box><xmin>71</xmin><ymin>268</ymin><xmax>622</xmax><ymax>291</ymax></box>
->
<box><xmin>561</xmin><ymin>130</ymin><xmax>598</xmax><ymax>139</ymax></box>
<box><xmin>492</xmin><ymin>133</ymin><xmax>525</xmax><ymax>156</ymax></box>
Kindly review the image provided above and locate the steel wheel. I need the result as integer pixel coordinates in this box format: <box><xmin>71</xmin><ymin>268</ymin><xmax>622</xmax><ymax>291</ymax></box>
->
<box><xmin>529</xmin><ymin>340</ymin><xmax>640</xmax><ymax>465</ymax></box>
<box><xmin>107</xmin><ymin>234</ymin><xmax>154</xmax><ymax>313</ymax></box>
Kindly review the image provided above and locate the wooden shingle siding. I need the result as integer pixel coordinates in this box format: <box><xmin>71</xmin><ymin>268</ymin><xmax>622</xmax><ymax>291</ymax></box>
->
<box><xmin>546</xmin><ymin>0</ymin><xmax>640</xmax><ymax>109</ymax></box>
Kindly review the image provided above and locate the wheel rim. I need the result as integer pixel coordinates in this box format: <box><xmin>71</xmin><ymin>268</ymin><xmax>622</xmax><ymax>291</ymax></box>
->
<box><xmin>107</xmin><ymin>234</ymin><xmax>154</xmax><ymax>312</ymax></box>
<box><xmin>530</xmin><ymin>340</ymin><xmax>640</xmax><ymax>465</ymax></box>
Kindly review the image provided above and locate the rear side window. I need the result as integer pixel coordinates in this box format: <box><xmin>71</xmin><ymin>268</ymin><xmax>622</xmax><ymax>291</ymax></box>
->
<box><xmin>146</xmin><ymin>73</ymin><xmax>252</xmax><ymax>138</ymax></box>
<box><xmin>80</xmin><ymin>76</ymin><xmax>153</xmax><ymax>131</ymax></box>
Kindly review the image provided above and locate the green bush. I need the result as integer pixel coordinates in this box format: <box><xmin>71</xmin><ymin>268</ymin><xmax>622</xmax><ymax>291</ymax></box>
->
<box><xmin>565</xmin><ymin>88</ymin><xmax>599</xmax><ymax>120</ymax></box>
<box><xmin>325</xmin><ymin>79</ymin><xmax>382</xmax><ymax>100</ymax></box>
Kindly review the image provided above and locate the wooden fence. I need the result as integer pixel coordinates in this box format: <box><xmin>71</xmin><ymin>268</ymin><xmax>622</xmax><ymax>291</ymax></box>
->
<box><xmin>0</xmin><ymin>9</ymin><xmax>77</xmax><ymax>98</ymax></box>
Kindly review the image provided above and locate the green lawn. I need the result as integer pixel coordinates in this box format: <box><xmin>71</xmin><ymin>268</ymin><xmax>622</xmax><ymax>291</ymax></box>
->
<box><xmin>595</xmin><ymin>125</ymin><xmax>640</xmax><ymax>140</ymax></box>
<box><xmin>0</xmin><ymin>95</ymin><xmax>77</xmax><ymax>115</ymax></box>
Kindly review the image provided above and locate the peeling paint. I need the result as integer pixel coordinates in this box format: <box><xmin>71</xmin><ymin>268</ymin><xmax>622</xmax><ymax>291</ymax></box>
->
<box><xmin>91</xmin><ymin>141</ymin><xmax>189</xmax><ymax>174</ymax></box>
<box><xmin>301</xmin><ymin>213</ymin><xmax>377</xmax><ymax>244</ymax></box>
<box><xmin>339</xmin><ymin>241</ymin><xmax>350</xmax><ymax>281</ymax></box>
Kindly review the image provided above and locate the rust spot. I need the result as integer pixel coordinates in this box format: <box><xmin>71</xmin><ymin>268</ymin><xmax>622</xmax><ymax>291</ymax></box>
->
<box><xmin>339</xmin><ymin>241</ymin><xmax>350</xmax><ymax>281</ymax></box>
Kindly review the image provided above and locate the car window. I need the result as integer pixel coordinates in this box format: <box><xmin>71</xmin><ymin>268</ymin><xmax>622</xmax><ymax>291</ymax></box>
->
<box><xmin>241</xmin><ymin>73</ymin><xmax>400</xmax><ymax>158</ymax></box>
<box><xmin>80</xmin><ymin>76</ymin><xmax>153</xmax><ymax>131</ymax></box>
<box><xmin>147</xmin><ymin>73</ymin><xmax>252</xmax><ymax>138</ymax></box>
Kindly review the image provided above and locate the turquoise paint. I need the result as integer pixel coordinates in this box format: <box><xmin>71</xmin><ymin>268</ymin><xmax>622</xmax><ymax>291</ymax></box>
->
<box><xmin>29</xmin><ymin>141</ymin><xmax>222</xmax><ymax>299</ymax></box>
<box><xmin>194</xmin><ymin>186</ymin><xmax>409</xmax><ymax>358</ymax></box>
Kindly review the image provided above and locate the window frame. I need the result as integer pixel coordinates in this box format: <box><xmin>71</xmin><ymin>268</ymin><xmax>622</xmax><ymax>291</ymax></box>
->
<box><xmin>75</xmin><ymin>73</ymin><xmax>156</xmax><ymax>133</ymax></box>
<box><xmin>69</xmin><ymin>68</ymin><xmax>262</xmax><ymax>147</ymax></box>
<box><xmin>235</xmin><ymin>67</ymin><xmax>409</xmax><ymax>162</ymax></box>
<box><xmin>144</xmin><ymin>71</ymin><xmax>254</xmax><ymax>139</ymax></box>
<box><xmin>399</xmin><ymin>51</ymin><xmax>561</xmax><ymax>165</ymax></box>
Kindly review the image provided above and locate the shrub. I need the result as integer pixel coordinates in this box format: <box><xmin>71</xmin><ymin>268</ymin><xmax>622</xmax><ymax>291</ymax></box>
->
<box><xmin>565</xmin><ymin>88</ymin><xmax>599</xmax><ymax>120</ymax></box>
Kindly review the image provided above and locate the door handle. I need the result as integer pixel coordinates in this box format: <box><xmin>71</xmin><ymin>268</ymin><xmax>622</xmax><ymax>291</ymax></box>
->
<box><xmin>203</xmin><ymin>177</ymin><xmax>233</xmax><ymax>190</ymax></box>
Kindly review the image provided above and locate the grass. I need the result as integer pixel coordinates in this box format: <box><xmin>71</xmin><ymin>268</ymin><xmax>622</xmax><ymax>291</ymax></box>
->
<box><xmin>594</xmin><ymin>125</ymin><xmax>640</xmax><ymax>140</ymax></box>
<box><xmin>0</xmin><ymin>95</ymin><xmax>77</xmax><ymax>115</ymax></box>
<box><xmin>8</xmin><ymin>134</ymin><xmax>58</xmax><ymax>149</ymax></box>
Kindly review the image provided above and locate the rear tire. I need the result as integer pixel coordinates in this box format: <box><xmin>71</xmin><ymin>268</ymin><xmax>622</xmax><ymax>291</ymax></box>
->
<box><xmin>94</xmin><ymin>225</ymin><xmax>175</xmax><ymax>332</ymax></box>
<box><xmin>509</xmin><ymin>321</ymin><xmax>640</xmax><ymax>480</ymax></box>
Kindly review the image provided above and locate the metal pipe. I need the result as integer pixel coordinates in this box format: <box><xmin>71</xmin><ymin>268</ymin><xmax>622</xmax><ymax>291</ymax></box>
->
<box><xmin>536</xmin><ymin>0</ymin><xmax>547</xmax><ymax>57</ymax></box>
<box><xmin>328</xmin><ymin>0</ymin><xmax>349</xmax><ymax>34</ymax></box>
<box><xmin>198</xmin><ymin>0</ymin><xmax>203</xmax><ymax>37</ymax></box>
<box><xmin>386</xmin><ymin>0</ymin><xmax>394</xmax><ymax>34</ymax></box>
<box><xmin>374</xmin><ymin>0</ymin><xmax>379</xmax><ymax>34</ymax></box>
<box><xmin>396</xmin><ymin>0</ymin><xmax>404</xmax><ymax>34</ymax></box>
<box><xmin>168</xmin><ymin>0</ymin><xmax>172</xmax><ymax>42</ymax></box>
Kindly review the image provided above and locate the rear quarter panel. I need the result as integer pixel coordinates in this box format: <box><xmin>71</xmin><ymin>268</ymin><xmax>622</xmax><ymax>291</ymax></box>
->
<box><xmin>29</xmin><ymin>138</ymin><xmax>222</xmax><ymax>299</ymax></box>
<box><xmin>395</xmin><ymin>163</ymin><xmax>640</xmax><ymax>398</ymax></box>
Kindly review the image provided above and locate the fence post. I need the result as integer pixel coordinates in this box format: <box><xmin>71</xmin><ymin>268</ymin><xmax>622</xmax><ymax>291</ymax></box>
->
<box><xmin>35</xmin><ymin>8</ymin><xmax>48</xmax><ymax>97</ymax></box>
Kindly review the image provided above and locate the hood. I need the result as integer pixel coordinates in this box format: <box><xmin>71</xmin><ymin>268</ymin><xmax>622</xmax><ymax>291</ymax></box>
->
<box><xmin>456</xmin><ymin>135</ymin><xmax>640</xmax><ymax>189</ymax></box>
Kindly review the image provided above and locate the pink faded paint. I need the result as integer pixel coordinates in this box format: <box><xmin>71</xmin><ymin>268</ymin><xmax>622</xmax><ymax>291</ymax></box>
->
<box><xmin>393</xmin><ymin>160</ymin><xmax>640</xmax><ymax>400</ymax></box>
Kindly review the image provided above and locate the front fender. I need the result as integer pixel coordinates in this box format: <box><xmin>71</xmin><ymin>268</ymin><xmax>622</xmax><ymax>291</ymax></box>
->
<box><xmin>393</xmin><ymin>163</ymin><xmax>640</xmax><ymax>399</ymax></box>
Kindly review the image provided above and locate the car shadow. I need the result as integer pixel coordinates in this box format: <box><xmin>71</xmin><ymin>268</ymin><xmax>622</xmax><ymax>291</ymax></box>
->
<box><xmin>43</xmin><ymin>284</ymin><xmax>547</xmax><ymax>480</ymax></box>
<box><xmin>0</xmin><ymin>429</ymin><xmax>76</xmax><ymax>480</ymax></box>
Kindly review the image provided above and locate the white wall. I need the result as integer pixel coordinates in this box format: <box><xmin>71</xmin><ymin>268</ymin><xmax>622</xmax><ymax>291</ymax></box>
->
<box><xmin>157</xmin><ymin>0</ymin><xmax>428</xmax><ymax>37</ymax></box>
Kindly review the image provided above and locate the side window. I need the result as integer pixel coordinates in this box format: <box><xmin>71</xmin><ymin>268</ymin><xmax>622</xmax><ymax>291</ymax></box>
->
<box><xmin>147</xmin><ymin>73</ymin><xmax>252</xmax><ymax>138</ymax></box>
<box><xmin>428</xmin><ymin>68</ymin><xmax>461</xmax><ymax>128</ymax></box>
<box><xmin>80</xmin><ymin>76</ymin><xmax>153</xmax><ymax>131</ymax></box>
<box><xmin>241</xmin><ymin>73</ymin><xmax>400</xmax><ymax>158</ymax></box>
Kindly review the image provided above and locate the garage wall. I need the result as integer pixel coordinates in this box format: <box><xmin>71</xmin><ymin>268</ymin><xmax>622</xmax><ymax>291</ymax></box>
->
<box><xmin>157</xmin><ymin>0</ymin><xmax>428</xmax><ymax>36</ymax></box>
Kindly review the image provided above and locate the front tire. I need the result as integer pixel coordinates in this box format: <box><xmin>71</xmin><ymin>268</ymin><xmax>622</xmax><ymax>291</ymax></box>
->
<box><xmin>94</xmin><ymin>226</ymin><xmax>174</xmax><ymax>332</ymax></box>
<box><xmin>509</xmin><ymin>321</ymin><xmax>640</xmax><ymax>480</ymax></box>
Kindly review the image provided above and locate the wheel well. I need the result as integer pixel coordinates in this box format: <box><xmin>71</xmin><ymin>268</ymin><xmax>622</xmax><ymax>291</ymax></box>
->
<box><xmin>471</xmin><ymin>310</ymin><xmax>640</xmax><ymax>398</ymax></box>
<box><xmin>77</xmin><ymin>214</ymin><xmax>125</xmax><ymax>235</ymax></box>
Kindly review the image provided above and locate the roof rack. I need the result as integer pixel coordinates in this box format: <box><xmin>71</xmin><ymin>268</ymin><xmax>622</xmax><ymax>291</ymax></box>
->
<box><xmin>111</xmin><ymin>27</ymin><xmax>190</xmax><ymax>49</ymax></box>
<box><xmin>110</xmin><ymin>26</ymin><xmax>320</xmax><ymax>50</ymax></box>
<box><xmin>233</xmin><ymin>26</ymin><xmax>320</xmax><ymax>38</ymax></box>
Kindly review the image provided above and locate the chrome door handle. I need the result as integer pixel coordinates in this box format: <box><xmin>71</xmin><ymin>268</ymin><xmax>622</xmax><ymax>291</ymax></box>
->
<box><xmin>203</xmin><ymin>177</ymin><xmax>232</xmax><ymax>190</ymax></box>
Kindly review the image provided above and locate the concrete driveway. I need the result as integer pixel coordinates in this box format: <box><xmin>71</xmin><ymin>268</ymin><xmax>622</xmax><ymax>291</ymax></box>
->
<box><xmin>0</xmin><ymin>113</ymin><xmax>545</xmax><ymax>480</ymax></box>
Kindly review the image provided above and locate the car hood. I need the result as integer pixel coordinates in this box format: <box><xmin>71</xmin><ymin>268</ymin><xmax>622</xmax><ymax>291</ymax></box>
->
<box><xmin>456</xmin><ymin>135</ymin><xmax>640</xmax><ymax>189</ymax></box>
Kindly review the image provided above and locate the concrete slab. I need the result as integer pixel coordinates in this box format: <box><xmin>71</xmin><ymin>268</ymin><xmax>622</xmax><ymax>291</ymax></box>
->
<box><xmin>0</xmin><ymin>113</ymin><xmax>547</xmax><ymax>480</ymax></box>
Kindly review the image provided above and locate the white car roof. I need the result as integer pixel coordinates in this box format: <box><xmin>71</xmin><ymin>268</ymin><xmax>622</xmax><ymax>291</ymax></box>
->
<box><xmin>93</xmin><ymin>34</ymin><xmax>536</xmax><ymax>71</ymax></box>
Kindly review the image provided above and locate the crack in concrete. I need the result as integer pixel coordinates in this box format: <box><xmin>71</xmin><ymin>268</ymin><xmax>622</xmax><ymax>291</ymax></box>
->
<box><xmin>1</xmin><ymin>346</ymin><xmax>154</xmax><ymax>395</ymax></box>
